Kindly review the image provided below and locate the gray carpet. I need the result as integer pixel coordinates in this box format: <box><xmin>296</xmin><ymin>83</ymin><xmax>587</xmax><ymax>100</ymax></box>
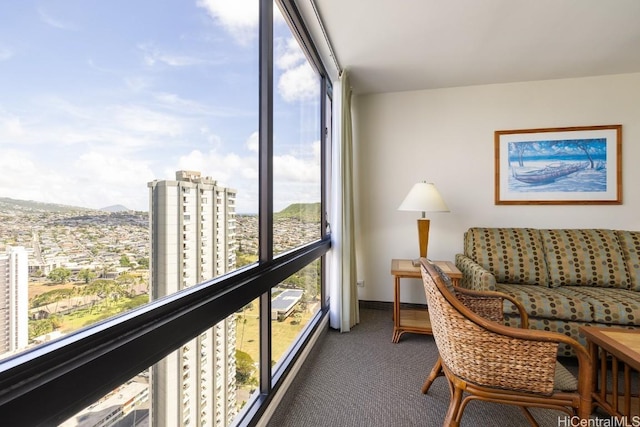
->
<box><xmin>267</xmin><ymin>307</ymin><xmax>590</xmax><ymax>427</ymax></box>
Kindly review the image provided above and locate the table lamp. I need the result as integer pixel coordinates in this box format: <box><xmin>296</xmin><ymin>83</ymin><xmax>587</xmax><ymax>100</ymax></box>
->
<box><xmin>398</xmin><ymin>182</ymin><xmax>449</xmax><ymax>263</ymax></box>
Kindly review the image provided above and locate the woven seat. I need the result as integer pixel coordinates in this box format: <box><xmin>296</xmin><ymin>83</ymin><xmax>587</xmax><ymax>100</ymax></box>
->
<box><xmin>420</xmin><ymin>258</ymin><xmax>592</xmax><ymax>426</ymax></box>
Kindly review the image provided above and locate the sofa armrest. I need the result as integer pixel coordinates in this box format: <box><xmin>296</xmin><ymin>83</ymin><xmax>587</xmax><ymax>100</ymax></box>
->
<box><xmin>455</xmin><ymin>254</ymin><xmax>497</xmax><ymax>291</ymax></box>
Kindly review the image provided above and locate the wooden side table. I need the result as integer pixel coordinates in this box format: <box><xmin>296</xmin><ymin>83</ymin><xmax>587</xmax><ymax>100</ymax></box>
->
<box><xmin>580</xmin><ymin>326</ymin><xmax>640</xmax><ymax>420</ymax></box>
<box><xmin>391</xmin><ymin>259</ymin><xmax>461</xmax><ymax>343</ymax></box>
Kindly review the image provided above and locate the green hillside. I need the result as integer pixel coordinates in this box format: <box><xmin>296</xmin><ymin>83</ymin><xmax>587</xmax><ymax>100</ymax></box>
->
<box><xmin>0</xmin><ymin>197</ymin><xmax>94</xmax><ymax>213</ymax></box>
<box><xmin>275</xmin><ymin>202</ymin><xmax>321</xmax><ymax>222</ymax></box>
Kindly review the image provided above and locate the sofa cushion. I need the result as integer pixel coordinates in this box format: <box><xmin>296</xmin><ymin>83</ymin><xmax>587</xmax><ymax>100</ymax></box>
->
<box><xmin>559</xmin><ymin>286</ymin><xmax>640</xmax><ymax>326</ymax></box>
<box><xmin>495</xmin><ymin>283</ymin><xmax>592</xmax><ymax>322</ymax></box>
<box><xmin>540</xmin><ymin>229</ymin><xmax>631</xmax><ymax>289</ymax></box>
<box><xmin>504</xmin><ymin>316</ymin><xmax>640</xmax><ymax>357</ymax></box>
<box><xmin>465</xmin><ymin>228</ymin><xmax>547</xmax><ymax>286</ymax></box>
<box><xmin>616</xmin><ymin>230</ymin><xmax>640</xmax><ymax>292</ymax></box>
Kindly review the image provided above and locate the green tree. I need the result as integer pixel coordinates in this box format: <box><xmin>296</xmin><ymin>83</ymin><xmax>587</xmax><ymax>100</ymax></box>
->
<box><xmin>29</xmin><ymin>318</ymin><xmax>54</xmax><ymax>340</ymax></box>
<box><xmin>136</xmin><ymin>257</ymin><xmax>149</xmax><ymax>269</ymax></box>
<box><xmin>120</xmin><ymin>255</ymin><xmax>131</xmax><ymax>267</ymax></box>
<box><xmin>98</xmin><ymin>264</ymin><xmax>113</xmax><ymax>279</ymax></box>
<box><xmin>235</xmin><ymin>350</ymin><xmax>255</xmax><ymax>385</ymax></box>
<box><xmin>78</xmin><ymin>269</ymin><xmax>96</xmax><ymax>284</ymax></box>
<box><xmin>47</xmin><ymin>267</ymin><xmax>71</xmax><ymax>284</ymax></box>
<box><xmin>116</xmin><ymin>273</ymin><xmax>136</xmax><ymax>297</ymax></box>
<box><xmin>236</xmin><ymin>252</ymin><xmax>257</xmax><ymax>268</ymax></box>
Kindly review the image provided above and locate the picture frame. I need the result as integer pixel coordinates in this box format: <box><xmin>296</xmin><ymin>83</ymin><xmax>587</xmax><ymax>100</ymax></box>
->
<box><xmin>495</xmin><ymin>125</ymin><xmax>622</xmax><ymax>205</ymax></box>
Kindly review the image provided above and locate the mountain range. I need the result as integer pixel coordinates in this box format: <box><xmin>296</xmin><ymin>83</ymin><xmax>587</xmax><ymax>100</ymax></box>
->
<box><xmin>0</xmin><ymin>197</ymin><xmax>320</xmax><ymax>220</ymax></box>
<box><xmin>0</xmin><ymin>197</ymin><xmax>132</xmax><ymax>213</ymax></box>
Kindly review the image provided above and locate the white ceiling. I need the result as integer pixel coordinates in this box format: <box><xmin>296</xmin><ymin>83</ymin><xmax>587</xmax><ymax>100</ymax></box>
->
<box><xmin>297</xmin><ymin>0</ymin><xmax>640</xmax><ymax>94</ymax></box>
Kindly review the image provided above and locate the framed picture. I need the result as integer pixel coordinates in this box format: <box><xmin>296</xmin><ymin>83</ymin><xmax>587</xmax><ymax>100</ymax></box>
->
<box><xmin>495</xmin><ymin>125</ymin><xmax>622</xmax><ymax>205</ymax></box>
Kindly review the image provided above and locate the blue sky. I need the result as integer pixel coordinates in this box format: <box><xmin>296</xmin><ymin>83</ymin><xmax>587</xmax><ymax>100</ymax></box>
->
<box><xmin>508</xmin><ymin>139</ymin><xmax>607</xmax><ymax>159</ymax></box>
<box><xmin>0</xmin><ymin>0</ymin><xmax>321</xmax><ymax>213</ymax></box>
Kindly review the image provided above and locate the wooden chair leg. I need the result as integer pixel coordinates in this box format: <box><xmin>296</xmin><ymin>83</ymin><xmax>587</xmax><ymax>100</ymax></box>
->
<box><xmin>444</xmin><ymin>384</ymin><xmax>464</xmax><ymax>427</ymax></box>
<box><xmin>519</xmin><ymin>407</ymin><xmax>539</xmax><ymax>427</ymax></box>
<box><xmin>422</xmin><ymin>356</ymin><xmax>444</xmax><ymax>394</ymax></box>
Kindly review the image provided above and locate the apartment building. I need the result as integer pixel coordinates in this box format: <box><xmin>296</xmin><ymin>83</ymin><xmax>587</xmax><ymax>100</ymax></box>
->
<box><xmin>148</xmin><ymin>171</ymin><xmax>238</xmax><ymax>426</ymax></box>
<box><xmin>0</xmin><ymin>246</ymin><xmax>28</xmax><ymax>356</ymax></box>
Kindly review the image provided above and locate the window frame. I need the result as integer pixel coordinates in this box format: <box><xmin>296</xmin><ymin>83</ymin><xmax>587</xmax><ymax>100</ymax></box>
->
<box><xmin>0</xmin><ymin>0</ymin><xmax>332</xmax><ymax>425</ymax></box>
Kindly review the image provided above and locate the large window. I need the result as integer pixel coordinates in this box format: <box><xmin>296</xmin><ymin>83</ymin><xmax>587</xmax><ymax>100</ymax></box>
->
<box><xmin>273</xmin><ymin>3</ymin><xmax>323</xmax><ymax>256</ymax></box>
<box><xmin>0</xmin><ymin>1</ymin><xmax>331</xmax><ymax>426</ymax></box>
<box><xmin>0</xmin><ymin>0</ymin><xmax>261</xmax><ymax>358</ymax></box>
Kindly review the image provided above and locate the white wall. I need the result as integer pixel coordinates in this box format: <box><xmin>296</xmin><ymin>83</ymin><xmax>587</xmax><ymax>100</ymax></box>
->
<box><xmin>352</xmin><ymin>72</ymin><xmax>640</xmax><ymax>304</ymax></box>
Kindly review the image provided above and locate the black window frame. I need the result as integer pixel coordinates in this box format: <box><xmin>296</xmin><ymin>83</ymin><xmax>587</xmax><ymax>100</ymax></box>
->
<box><xmin>0</xmin><ymin>0</ymin><xmax>332</xmax><ymax>425</ymax></box>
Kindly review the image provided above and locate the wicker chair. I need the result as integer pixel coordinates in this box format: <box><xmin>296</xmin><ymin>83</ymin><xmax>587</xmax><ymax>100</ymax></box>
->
<box><xmin>419</xmin><ymin>258</ymin><xmax>592</xmax><ymax>426</ymax></box>
<box><xmin>421</xmin><ymin>280</ymin><xmax>529</xmax><ymax>394</ymax></box>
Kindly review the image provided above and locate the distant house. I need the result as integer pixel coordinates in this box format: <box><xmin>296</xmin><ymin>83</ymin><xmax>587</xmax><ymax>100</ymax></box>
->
<box><xmin>271</xmin><ymin>289</ymin><xmax>303</xmax><ymax>321</ymax></box>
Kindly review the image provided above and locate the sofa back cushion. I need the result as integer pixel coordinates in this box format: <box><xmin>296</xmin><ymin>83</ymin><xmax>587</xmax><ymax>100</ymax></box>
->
<box><xmin>464</xmin><ymin>227</ymin><xmax>547</xmax><ymax>285</ymax></box>
<box><xmin>540</xmin><ymin>229</ymin><xmax>630</xmax><ymax>289</ymax></box>
<box><xmin>616</xmin><ymin>230</ymin><xmax>640</xmax><ymax>291</ymax></box>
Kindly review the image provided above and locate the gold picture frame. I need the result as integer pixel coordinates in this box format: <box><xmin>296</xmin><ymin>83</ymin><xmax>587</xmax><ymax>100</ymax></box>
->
<box><xmin>495</xmin><ymin>125</ymin><xmax>622</xmax><ymax>205</ymax></box>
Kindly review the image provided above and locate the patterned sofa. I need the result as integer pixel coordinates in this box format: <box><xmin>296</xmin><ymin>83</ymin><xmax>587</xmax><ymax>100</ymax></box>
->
<box><xmin>455</xmin><ymin>227</ymin><xmax>640</xmax><ymax>356</ymax></box>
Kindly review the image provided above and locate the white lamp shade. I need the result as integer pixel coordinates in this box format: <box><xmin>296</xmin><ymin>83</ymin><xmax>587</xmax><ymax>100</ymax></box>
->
<box><xmin>398</xmin><ymin>182</ymin><xmax>449</xmax><ymax>213</ymax></box>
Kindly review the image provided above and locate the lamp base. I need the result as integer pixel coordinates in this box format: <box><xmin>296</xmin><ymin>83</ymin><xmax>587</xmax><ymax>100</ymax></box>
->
<box><xmin>417</xmin><ymin>218</ymin><xmax>431</xmax><ymax>258</ymax></box>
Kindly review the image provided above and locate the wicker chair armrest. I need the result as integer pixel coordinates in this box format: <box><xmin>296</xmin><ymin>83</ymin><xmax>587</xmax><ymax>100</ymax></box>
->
<box><xmin>456</xmin><ymin>297</ymin><xmax>592</xmax><ymax>394</ymax></box>
<box><xmin>454</xmin><ymin>254</ymin><xmax>496</xmax><ymax>291</ymax></box>
<box><xmin>445</xmin><ymin>323</ymin><xmax>591</xmax><ymax>395</ymax></box>
<box><xmin>454</xmin><ymin>287</ymin><xmax>529</xmax><ymax>328</ymax></box>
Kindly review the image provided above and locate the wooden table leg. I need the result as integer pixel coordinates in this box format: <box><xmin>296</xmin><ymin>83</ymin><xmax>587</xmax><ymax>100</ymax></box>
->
<box><xmin>392</xmin><ymin>275</ymin><xmax>400</xmax><ymax>342</ymax></box>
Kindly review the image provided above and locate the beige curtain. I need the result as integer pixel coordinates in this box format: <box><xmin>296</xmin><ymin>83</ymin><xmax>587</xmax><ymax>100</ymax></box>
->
<box><xmin>329</xmin><ymin>70</ymin><xmax>359</xmax><ymax>332</ymax></box>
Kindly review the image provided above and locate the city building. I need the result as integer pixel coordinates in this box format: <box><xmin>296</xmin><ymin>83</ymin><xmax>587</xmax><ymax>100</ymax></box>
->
<box><xmin>148</xmin><ymin>171</ymin><xmax>238</xmax><ymax>427</ymax></box>
<box><xmin>0</xmin><ymin>246</ymin><xmax>28</xmax><ymax>355</ymax></box>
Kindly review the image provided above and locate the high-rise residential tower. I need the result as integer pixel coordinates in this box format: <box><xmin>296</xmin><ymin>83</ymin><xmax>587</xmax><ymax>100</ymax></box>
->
<box><xmin>0</xmin><ymin>246</ymin><xmax>29</xmax><ymax>356</ymax></box>
<box><xmin>148</xmin><ymin>171</ymin><xmax>237</xmax><ymax>426</ymax></box>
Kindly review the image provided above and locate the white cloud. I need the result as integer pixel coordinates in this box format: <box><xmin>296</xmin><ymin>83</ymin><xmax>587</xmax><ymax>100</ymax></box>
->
<box><xmin>275</xmin><ymin>37</ymin><xmax>319</xmax><ymax>102</ymax></box>
<box><xmin>0</xmin><ymin>113</ymin><xmax>25</xmax><ymax>139</ymax></box>
<box><xmin>171</xmin><ymin>147</ymin><xmax>257</xmax><ymax>187</ymax></box>
<box><xmin>278</xmin><ymin>62</ymin><xmax>319</xmax><ymax>102</ymax></box>
<box><xmin>125</xmin><ymin>76</ymin><xmax>153</xmax><ymax>92</ymax></box>
<box><xmin>274</xmin><ymin>153</ymin><xmax>319</xmax><ymax>182</ymax></box>
<box><xmin>0</xmin><ymin>144</ymin><xmax>156</xmax><ymax>210</ymax></box>
<box><xmin>0</xmin><ymin>149</ymin><xmax>37</xmax><ymax>177</ymax></box>
<box><xmin>246</xmin><ymin>131</ymin><xmax>259</xmax><ymax>153</ymax></box>
<box><xmin>111</xmin><ymin>105</ymin><xmax>185</xmax><ymax>137</ymax></box>
<box><xmin>37</xmin><ymin>8</ymin><xmax>77</xmax><ymax>31</ymax></box>
<box><xmin>274</xmin><ymin>140</ymin><xmax>321</xmax><ymax>182</ymax></box>
<box><xmin>0</xmin><ymin>150</ymin><xmax>84</xmax><ymax>208</ymax></box>
<box><xmin>7</xmin><ymin>97</ymin><xmax>185</xmax><ymax>151</ymax></box>
<box><xmin>153</xmin><ymin>92</ymin><xmax>248</xmax><ymax>118</ymax></box>
<box><xmin>276</xmin><ymin>38</ymin><xmax>305</xmax><ymax>70</ymax></box>
<box><xmin>167</xmin><ymin>146</ymin><xmax>258</xmax><ymax>212</ymax></box>
<box><xmin>73</xmin><ymin>149</ymin><xmax>156</xmax><ymax>209</ymax></box>
<box><xmin>167</xmin><ymin>133</ymin><xmax>323</xmax><ymax>213</ymax></box>
<box><xmin>196</xmin><ymin>0</ymin><xmax>259</xmax><ymax>45</ymax></box>
<box><xmin>137</xmin><ymin>42</ymin><xmax>207</xmax><ymax>67</ymax></box>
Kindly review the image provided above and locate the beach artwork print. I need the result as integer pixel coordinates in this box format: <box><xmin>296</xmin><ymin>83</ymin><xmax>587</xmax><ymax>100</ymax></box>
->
<box><xmin>508</xmin><ymin>138</ymin><xmax>605</xmax><ymax>191</ymax></box>
<box><xmin>495</xmin><ymin>125</ymin><xmax>622</xmax><ymax>205</ymax></box>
